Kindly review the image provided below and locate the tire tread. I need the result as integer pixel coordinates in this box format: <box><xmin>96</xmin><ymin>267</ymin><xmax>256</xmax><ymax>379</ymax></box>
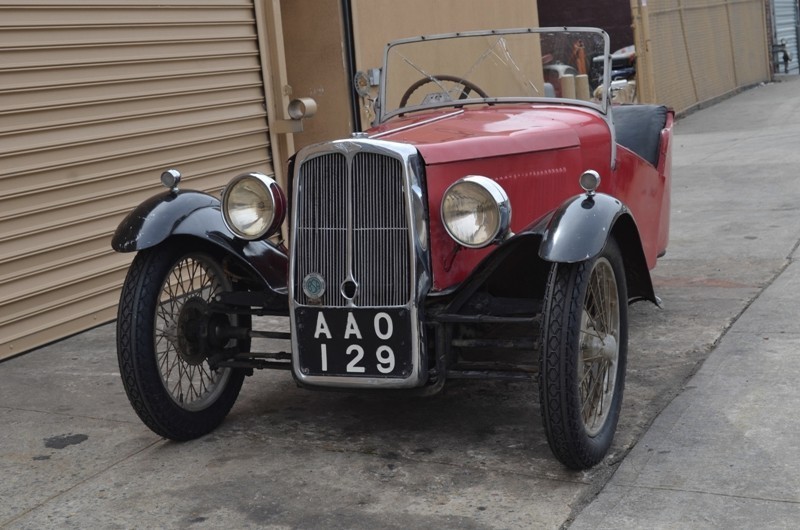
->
<box><xmin>116</xmin><ymin>246</ymin><xmax>244</xmax><ymax>441</ymax></box>
<box><xmin>538</xmin><ymin>239</ymin><xmax>628</xmax><ymax>469</ymax></box>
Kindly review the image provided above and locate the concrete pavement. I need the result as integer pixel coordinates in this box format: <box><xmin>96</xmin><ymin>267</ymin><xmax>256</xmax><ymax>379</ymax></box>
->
<box><xmin>2</xmin><ymin>76</ymin><xmax>800</xmax><ymax>529</ymax></box>
<box><xmin>571</xmin><ymin>76</ymin><xmax>800</xmax><ymax>528</ymax></box>
<box><xmin>572</xmin><ymin>253</ymin><xmax>800</xmax><ymax>528</ymax></box>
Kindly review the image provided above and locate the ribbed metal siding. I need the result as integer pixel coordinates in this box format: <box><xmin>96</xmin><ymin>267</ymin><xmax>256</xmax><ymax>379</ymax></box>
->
<box><xmin>0</xmin><ymin>0</ymin><xmax>274</xmax><ymax>360</ymax></box>
<box><xmin>774</xmin><ymin>0</ymin><xmax>799</xmax><ymax>74</ymax></box>
<box><xmin>294</xmin><ymin>151</ymin><xmax>411</xmax><ymax>308</ymax></box>
<box><xmin>635</xmin><ymin>0</ymin><xmax>770</xmax><ymax>114</ymax></box>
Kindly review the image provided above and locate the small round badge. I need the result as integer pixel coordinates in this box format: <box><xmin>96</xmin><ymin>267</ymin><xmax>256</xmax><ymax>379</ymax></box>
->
<box><xmin>302</xmin><ymin>273</ymin><xmax>326</xmax><ymax>300</ymax></box>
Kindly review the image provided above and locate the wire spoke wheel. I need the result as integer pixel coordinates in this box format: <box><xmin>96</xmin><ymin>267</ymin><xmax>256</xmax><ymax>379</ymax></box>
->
<box><xmin>539</xmin><ymin>238</ymin><xmax>628</xmax><ymax>469</ymax></box>
<box><xmin>116</xmin><ymin>244</ymin><xmax>247</xmax><ymax>441</ymax></box>
<box><xmin>578</xmin><ymin>257</ymin><xmax>620</xmax><ymax>436</ymax></box>
<box><xmin>154</xmin><ymin>255</ymin><xmax>231</xmax><ymax>411</ymax></box>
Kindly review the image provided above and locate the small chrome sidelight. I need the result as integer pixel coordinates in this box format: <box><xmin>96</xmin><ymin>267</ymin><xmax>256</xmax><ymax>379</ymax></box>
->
<box><xmin>160</xmin><ymin>169</ymin><xmax>182</xmax><ymax>192</ymax></box>
<box><xmin>579</xmin><ymin>170</ymin><xmax>601</xmax><ymax>197</ymax></box>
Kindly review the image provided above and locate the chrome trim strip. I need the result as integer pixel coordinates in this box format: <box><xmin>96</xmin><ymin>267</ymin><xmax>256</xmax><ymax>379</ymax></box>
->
<box><xmin>370</xmin><ymin>110</ymin><xmax>464</xmax><ymax>139</ymax></box>
<box><xmin>344</xmin><ymin>147</ymin><xmax>355</xmax><ymax>308</ymax></box>
<box><xmin>380</xmin><ymin>97</ymin><xmax>605</xmax><ymax>123</ymax></box>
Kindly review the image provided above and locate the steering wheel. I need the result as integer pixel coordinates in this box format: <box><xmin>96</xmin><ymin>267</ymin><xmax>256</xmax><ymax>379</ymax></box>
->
<box><xmin>398</xmin><ymin>74</ymin><xmax>489</xmax><ymax>108</ymax></box>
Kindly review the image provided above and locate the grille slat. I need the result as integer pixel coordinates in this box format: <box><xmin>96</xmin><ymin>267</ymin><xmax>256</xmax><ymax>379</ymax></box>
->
<box><xmin>296</xmin><ymin>153</ymin><xmax>347</xmax><ymax>307</ymax></box>
<box><xmin>294</xmin><ymin>149</ymin><xmax>411</xmax><ymax>308</ymax></box>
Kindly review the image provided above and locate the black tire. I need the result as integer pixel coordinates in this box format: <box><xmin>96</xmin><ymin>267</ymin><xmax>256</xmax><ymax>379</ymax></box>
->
<box><xmin>116</xmin><ymin>244</ymin><xmax>246</xmax><ymax>440</ymax></box>
<box><xmin>539</xmin><ymin>238</ymin><xmax>628</xmax><ymax>469</ymax></box>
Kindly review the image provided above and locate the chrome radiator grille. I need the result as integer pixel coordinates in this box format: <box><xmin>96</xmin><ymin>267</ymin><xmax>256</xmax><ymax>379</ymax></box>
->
<box><xmin>293</xmin><ymin>150</ymin><xmax>411</xmax><ymax>307</ymax></box>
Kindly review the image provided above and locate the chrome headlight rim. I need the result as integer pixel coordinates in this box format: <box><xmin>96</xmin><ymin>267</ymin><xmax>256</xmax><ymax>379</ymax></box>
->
<box><xmin>222</xmin><ymin>172</ymin><xmax>286</xmax><ymax>241</ymax></box>
<box><xmin>440</xmin><ymin>175</ymin><xmax>511</xmax><ymax>249</ymax></box>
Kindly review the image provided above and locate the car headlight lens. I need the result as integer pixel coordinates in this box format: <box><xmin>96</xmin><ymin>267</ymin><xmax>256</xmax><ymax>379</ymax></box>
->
<box><xmin>222</xmin><ymin>172</ymin><xmax>286</xmax><ymax>240</ymax></box>
<box><xmin>441</xmin><ymin>176</ymin><xmax>511</xmax><ymax>248</ymax></box>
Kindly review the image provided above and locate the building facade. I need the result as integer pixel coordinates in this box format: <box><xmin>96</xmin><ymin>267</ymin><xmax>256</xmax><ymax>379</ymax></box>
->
<box><xmin>0</xmin><ymin>0</ymin><xmax>777</xmax><ymax>360</ymax></box>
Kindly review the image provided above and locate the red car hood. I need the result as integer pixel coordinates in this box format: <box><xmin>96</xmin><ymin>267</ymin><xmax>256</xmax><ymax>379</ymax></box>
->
<box><xmin>371</xmin><ymin>105</ymin><xmax>601</xmax><ymax>165</ymax></box>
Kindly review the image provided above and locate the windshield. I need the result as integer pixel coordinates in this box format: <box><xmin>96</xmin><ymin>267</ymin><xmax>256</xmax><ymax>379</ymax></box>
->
<box><xmin>379</xmin><ymin>27</ymin><xmax>610</xmax><ymax>123</ymax></box>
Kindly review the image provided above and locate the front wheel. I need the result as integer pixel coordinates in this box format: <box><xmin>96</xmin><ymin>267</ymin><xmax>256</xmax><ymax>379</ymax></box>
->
<box><xmin>539</xmin><ymin>238</ymin><xmax>628</xmax><ymax>469</ymax></box>
<box><xmin>116</xmin><ymin>244</ymin><xmax>247</xmax><ymax>440</ymax></box>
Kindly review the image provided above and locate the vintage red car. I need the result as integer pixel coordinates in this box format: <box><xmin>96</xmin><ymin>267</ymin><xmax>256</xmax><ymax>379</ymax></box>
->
<box><xmin>112</xmin><ymin>27</ymin><xmax>673</xmax><ymax>469</ymax></box>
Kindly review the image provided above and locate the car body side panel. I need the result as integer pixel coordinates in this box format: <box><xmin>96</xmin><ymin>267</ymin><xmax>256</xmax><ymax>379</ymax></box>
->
<box><xmin>611</xmin><ymin>147</ymin><xmax>667</xmax><ymax>269</ymax></box>
<box><xmin>656</xmin><ymin>111</ymin><xmax>674</xmax><ymax>256</ymax></box>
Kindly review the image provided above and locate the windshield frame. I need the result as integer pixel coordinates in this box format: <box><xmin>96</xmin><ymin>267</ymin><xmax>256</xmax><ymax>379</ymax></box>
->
<box><xmin>377</xmin><ymin>27</ymin><xmax>612</xmax><ymax>124</ymax></box>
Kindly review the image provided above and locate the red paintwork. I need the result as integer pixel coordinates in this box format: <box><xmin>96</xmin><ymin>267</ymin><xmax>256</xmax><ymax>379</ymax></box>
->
<box><xmin>372</xmin><ymin>104</ymin><xmax>673</xmax><ymax>291</ymax></box>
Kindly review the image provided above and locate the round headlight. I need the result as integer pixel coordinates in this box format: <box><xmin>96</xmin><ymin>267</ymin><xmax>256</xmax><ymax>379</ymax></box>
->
<box><xmin>441</xmin><ymin>176</ymin><xmax>511</xmax><ymax>248</ymax></box>
<box><xmin>222</xmin><ymin>172</ymin><xmax>286</xmax><ymax>240</ymax></box>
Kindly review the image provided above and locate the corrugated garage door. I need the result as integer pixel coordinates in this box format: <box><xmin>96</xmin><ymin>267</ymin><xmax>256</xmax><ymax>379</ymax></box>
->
<box><xmin>632</xmin><ymin>0</ymin><xmax>770</xmax><ymax>114</ymax></box>
<box><xmin>0</xmin><ymin>0</ymin><xmax>274</xmax><ymax>360</ymax></box>
<box><xmin>773</xmin><ymin>0</ymin><xmax>799</xmax><ymax>74</ymax></box>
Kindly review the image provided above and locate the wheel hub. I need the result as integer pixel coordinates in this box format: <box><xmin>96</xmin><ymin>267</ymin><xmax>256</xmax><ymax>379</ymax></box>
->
<box><xmin>176</xmin><ymin>297</ymin><xmax>212</xmax><ymax>365</ymax></box>
<box><xmin>582</xmin><ymin>332</ymin><xmax>618</xmax><ymax>362</ymax></box>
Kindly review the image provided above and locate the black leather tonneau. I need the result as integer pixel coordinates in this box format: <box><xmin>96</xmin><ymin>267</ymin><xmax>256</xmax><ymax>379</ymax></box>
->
<box><xmin>613</xmin><ymin>104</ymin><xmax>668</xmax><ymax>167</ymax></box>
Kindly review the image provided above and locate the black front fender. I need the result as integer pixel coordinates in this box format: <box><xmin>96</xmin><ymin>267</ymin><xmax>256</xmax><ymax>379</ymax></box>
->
<box><xmin>536</xmin><ymin>192</ymin><xmax>656</xmax><ymax>304</ymax></box>
<box><xmin>538</xmin><ymin>192</ymin><xmax>625</xmax><ymax>263</ymax></box>
<box><xmin>112</xmin><ymin>190</ymin><xmax>218</xmax><ymax>252</ymax></box>
<box><xmin>111</xmin><ymin>190</ymin><xmax>288</xmax><ymax>294</ymax></box>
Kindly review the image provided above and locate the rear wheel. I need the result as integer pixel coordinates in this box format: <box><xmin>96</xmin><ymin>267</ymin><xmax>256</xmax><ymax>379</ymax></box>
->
<box><xmin>539</xmin><ymin>239</ymin><xmax>628</xmax><ymax>469</ymax></box>
<box><xmin>116</xmin><ymin>244</ymin><xmax>246</xmax><ymax>440</ymax></box>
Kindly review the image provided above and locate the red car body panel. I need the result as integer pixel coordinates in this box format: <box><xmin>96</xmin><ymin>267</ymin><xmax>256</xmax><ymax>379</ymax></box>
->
<box><xmin>373</xmin><ymin>104</ymin><xmax>672</xmax><ymax>290</ymax></box>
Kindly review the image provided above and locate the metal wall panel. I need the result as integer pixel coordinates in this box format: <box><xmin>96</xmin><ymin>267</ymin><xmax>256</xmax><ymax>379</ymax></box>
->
<box><xmin>773</xmin><ymin>0</ymin><xmax>799</xmax><ymax>74</ymax></box>
<box><xmin>349</xmin><ymin>0</ymin><xmax>540</xmax><ymax>130</ymax></box>
<box><xmin>632</xmin><ymin>0</ymin><xmax>770</xmax><ymax>114</ymax></box>
<box><xmin>0</xmin><ymin>0</ymin><xmax>274</xmax><ymax>360</ymax></box>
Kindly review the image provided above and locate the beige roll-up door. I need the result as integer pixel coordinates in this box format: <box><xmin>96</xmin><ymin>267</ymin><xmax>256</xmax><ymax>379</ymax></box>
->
<box><xmin>0</xmin><ymin>0</ymin><xmax>275</xmax><ymax>360</ymax></box>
